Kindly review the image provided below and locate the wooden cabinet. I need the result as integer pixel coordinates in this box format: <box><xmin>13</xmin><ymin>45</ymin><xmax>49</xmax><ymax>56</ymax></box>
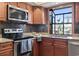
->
<box><xmin>32</xmin><ymin>39</ymin><xmax>40</xmax><ymax>56</ymax></box>
<box><xmin>32</xmin><ymin>37</ymin><xmax>54</xmax><ymax>56</ymax></box>
<box><xmin>27</xmin><ymin>4</ymin><xmax>33</xmax><ymax>24</ymax></box>
<box><xmin>32</xmin><ymin>37</ymin><xmax>68</xmax><ymax>56</ymax></box>
<box><xmin>54</xmin><ymin>39</ymin><xmax>68</xmax><ymax>56</ymax></box>
<box><xmin>74</xmin><ymin>2</ymin><xmax>79</xmax><ymax>23</ymax></box>
<box><xmin>33</xmin><ymin>6</ymin><xmax>48</xmax><ymax>24</ymax></box>
<box><xmin>18</xmin><ymin>2</ymin><xmax>27</xmax><ymax>9</ymax></box>
<box><xmin>8</xmin><ymin>2</ymin><xmax>18</xmax><ymax>7</ymax></box>
<box><xmin>73</xmin><ymin>2</ymin><xmax>79</xmax><ymax>34</ymax></box>
<box><xmin>0</xmin><ymin>2</ymin><xmax>8</xmax><ymax>21</ymax></box>
<box><xmin>41</xmin><ymin>37</ymin><xmax>53</xmax><ymax>46</ymax></box>
<box><xmin>54</xmin><ymin>45</ymin><xmax>68</xmax><ymax>56</ymax></box>
<box><xmin>40</xmin><ymin>46</ymin><xmax>54</xmax><ymax>56</ymax></box>
<box><xmin>0</xmin><ymin>41</ymin><xmax>13</xmax><ymax>56</ymax></box>
<box><xmin>40</xmin><ymin>37</ymin><xmax>54</xmax><ymax>56</ymax></box>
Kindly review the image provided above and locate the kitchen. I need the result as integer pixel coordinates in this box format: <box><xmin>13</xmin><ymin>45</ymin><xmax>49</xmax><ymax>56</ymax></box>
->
<box><xmin>0</xmin><ymin>2</ymin><xmax>79</xmax><ymax>56</ymax></box>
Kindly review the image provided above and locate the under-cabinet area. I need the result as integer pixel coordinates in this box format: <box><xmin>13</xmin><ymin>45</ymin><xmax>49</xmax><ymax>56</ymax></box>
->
<box><xmin>0</xmin><ymin>2</ymin><xmax>79</xmax><ymax>56</ymax></box>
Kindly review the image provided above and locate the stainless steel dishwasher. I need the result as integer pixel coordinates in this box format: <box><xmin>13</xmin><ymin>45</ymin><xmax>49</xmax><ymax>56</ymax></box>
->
<box><xmin>68</xmin><ymin>40</ymin><xmax>79</xmax><ymax>56</ymax></box>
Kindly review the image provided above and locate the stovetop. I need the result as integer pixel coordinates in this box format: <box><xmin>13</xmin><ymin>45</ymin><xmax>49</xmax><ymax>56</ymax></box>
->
<box><xmin>3</xmin><ymin>36</ymin><xmax>34</xmax><ymax>41</ymax></box>
<box><xmin>14</xmin><ymin>36</ymin><xmax>34</xmax><ymax>41</ymax></box>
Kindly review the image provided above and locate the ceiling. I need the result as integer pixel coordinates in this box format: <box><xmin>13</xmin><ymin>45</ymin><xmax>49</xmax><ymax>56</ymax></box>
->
<box><xmin>26</xmin><ymin>2</ymin><xmax>68</xmax><ymax>8</ymax></box>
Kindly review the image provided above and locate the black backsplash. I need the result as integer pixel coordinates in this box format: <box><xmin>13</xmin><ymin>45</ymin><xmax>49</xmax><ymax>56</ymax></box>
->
<box><xmin>0</xmin><ymin>22</ymin><xmax>25</xmax><ymax>33</ymax></box>
<box><xmin>25</xmin><ymin>24</ymin><xmax>48</xmax><ymax>32</ymax></box>
<box><xmin>0</xmin><ymin>22</ymin><xmax>48</xmax><ymax>33</ymax></box>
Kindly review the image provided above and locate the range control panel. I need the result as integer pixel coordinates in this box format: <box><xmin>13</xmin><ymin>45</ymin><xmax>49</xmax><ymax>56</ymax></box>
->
<box><xmin>4</xmin><ymin>28</ymin><xmax>23</xmax><ymax>33</ymax></box>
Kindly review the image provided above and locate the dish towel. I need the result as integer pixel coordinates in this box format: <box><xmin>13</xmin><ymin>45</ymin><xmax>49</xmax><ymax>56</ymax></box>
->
<box><xmin>21</xmin><ymin>39</ymin><xmax>28</xmax><ymax>53</ymax></box>
<box><xmin>27</xmin><ymin>39</ymin><xmax>32</xmax><ymax>51</ymax></box>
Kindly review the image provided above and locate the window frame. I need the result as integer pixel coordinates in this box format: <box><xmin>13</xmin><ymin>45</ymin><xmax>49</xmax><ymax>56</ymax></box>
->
<box><xmin>50</xmin><ymin>7</ymin><xmax>72</xmax><ymax>35</ymax></box>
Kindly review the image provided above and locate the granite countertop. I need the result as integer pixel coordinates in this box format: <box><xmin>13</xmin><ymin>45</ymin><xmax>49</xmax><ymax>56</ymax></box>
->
<box><xmin>0</xmin><ymin>38</ymin><xmax>13</xmax><ymax>43</ymax></box>
<box><xmin>42</xmin><ymin>34</ymin><xmax>79</xmax><ymax>40</ymax></box>
<box><xmin>23</xmin><ymin>33</ymin><xmax>79</xmax><ymax>40</ymax></box>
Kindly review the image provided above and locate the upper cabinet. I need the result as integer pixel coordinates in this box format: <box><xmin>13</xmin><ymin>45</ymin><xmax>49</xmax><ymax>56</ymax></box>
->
<box><xmin>8</xmin><ymin>2</ymin><xmax>18</xmax><ymax>7</ymax></box>
<box><xmin>0</xmin><ymin>2</ymin><xmax>8</xmax><ymax>21</ymax></box>
<box><xmin>33</xmin><ymin>6</ymin><xmax>48</xmax><ymax>24</ymax></box>
<box><xmin>73</xmin><ymin>2</ymin><xmax>79</xmax><ymax>33</ymax></box>
<box><xmin>18</xmin><ymin>2</ymin><xmax>27</xmax><ymax>9</ymax></box>
<box><xmin>26</xmin><ymin>4</ymin><xmax>33</xmax><ymax>24</ymax></box>
<box><xmin>74</xmin><ymin>2</ymin><xmax>79</xmax><ymax>23</ymax></box>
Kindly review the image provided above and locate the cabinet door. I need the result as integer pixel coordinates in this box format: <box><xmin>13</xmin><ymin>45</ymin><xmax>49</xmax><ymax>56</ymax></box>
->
<box><xmin>40</xmin><ymin>37</ymin><xmax>54</xmax><ymax>56</ymax></box>
<box><xmin>0</xmin><ymin>2</ymin><xmax>7</xmax><ymax>21</ymax></box>
<box><xmin>0</xmin><ymin>49</ymin><xmax>13</xmax><ymax>56</ymax></box>
<box><xmin>75</xmin><ymin>2</ymin><xmax>79</xmax><ymax>23</ymax></box>
<box><xmin>18</xmin><ymin>2</ymin><xmax>27</xmax><ymax>9</ymax></box>
<box><xmin>32</xmin><ymin>39</ymin><xmax>40</xmax><ymax>56</ymax></box>
<box><xmin>27</xmin><ymin>4</ymin><xmax>33</xmax><ymax>24</ymax></box>
<box><xmin>41</xmin><ymin>37</ymin><xmax>53</xmax><ymax>46</ymax></box>
<box><xmin>54</xmin><ymin>45</ymin><xmax>68</xmax><ymax>56</ymax></box>
<box><xmin>8</xmin><ymin>2</ymin><xmax>18</xmax><ymax>7</ymax></box>
<box><xmin>33</xmin><ymin>7</ymin><xmax>43</xmax><ymax>24</ymax></box>
<box><xmin>40</xmin><ymin>46</ymin><xmax>54</xmax><ymax>56</ymax></box>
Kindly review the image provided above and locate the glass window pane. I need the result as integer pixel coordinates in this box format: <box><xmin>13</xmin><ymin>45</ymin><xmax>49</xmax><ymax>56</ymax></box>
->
<box><xmin>55</xmin><ymin>24</ymin><xmax>63</xmax><ymax>34</ymax></box>
<box><xmin>64</xmin><ymin>24</ymin><xmax>72</xmax><ymax>34</ymax></box>
<box><xmin>64</xmin><ymin>13</ymin><xmax>72</xmax><ymax>23</ymax></box>
<box><xmin>56</xmin><ymin>15</ymin><xmax>63</xmax><ymax>23</ymax></box>
<box><xmin>52</xmin><ymin>24</ymin><xmax>55</xmax><ymax>34</ymax></box>
<box><xmin>54</xmin><ymin>7</ymin><xmax>72</xmax><ymax>14</ymax></box>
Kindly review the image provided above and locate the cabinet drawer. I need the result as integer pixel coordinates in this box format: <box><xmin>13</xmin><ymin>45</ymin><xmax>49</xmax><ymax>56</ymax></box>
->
<box><xmin>54</xmin><ymin>46</ymin><xmax>68</xmax><ymax>56</ymax></box>
<box><xmin>0</xmin><ymin>42</ymin><xmax>13</xmax><ymax>51</ymax></box>
<box><xmin>0</xmin><ymin>51</ymin><xmax>13</xmax><ymax>56</ymax></box>
<box><xmin>42</xmin><ymin>38</ymin><xmax>53</xmax><ymax>46</ymax></box>
<box><xmin>42</xmin><ymin>42</ymin><xmax>53</xmax><ymax>46</ymax></box>
<box><xmin>54</xmin><ymin>39</ymin><xmax>67</xmax><ymax>46</ymax></box>
<box><xmin>54</xmin><ymin>44</ymin><xmax>67</xmax><ymax>48</ymax></box>
<box><xmin>0</xmin><ymin>49</ymin><xmax>13</xmax><ymax>56</ymax></box>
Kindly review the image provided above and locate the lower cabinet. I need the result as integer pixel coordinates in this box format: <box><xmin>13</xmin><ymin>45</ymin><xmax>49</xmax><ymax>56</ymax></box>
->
<box><xmin>54</xmin><ymin>45</ymin><xmax>68</xmax><ymax>56</ymax></box>
<box><xmin>0</xmin><ymin>41</ymin><xmax>13</xmax><ymax>56</ymax></box>
<box><xmin>32</xmin><ymin>39</ymin><xmax>40</xmax><ymax>56</ymax></box>
<box><xmin>54</xmin><ymin>39</ymin><xmax>68</xmax><ymax>56</ymax></box>
<box><xmin>40</xmin><ymin>46</ymin><xmax>54</xmax><ymax>56</ymax></box>
<box><xmin>32</xmin><ymin>37</ymin><xmax>68</xmax><ymax>56</ymax></box>
<box><xmin>0</xmin><ymin>49</ymin><xmax>13</xmax><ymax>56</ymax></box>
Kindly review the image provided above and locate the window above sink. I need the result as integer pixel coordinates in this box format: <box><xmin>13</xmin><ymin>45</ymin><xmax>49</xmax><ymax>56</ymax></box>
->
<box><xmin>49</xmin><ymin>6</ymin><xmax>72</xmax><ymax>35</ymax></box>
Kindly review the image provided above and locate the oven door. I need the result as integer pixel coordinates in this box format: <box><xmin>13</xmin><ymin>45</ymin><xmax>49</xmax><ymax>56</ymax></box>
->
<box><xmin>17</xmin><ymin>39</ymin><xmax>28</xmax><ymax>56</ymax></box>
<box><xmin>14</xmin><ymin>39</ymin><xmax>28</xmax><ymax>56</ymax></box>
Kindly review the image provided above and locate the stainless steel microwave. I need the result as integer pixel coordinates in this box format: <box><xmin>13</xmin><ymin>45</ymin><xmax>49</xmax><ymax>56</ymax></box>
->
<box><xmin>8</xmin><ymin>5</ymin><xmax>28</xmax><ymax>22</ymax></box>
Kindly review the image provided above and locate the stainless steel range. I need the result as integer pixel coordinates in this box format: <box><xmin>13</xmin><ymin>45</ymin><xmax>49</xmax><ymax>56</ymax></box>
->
<box><xmin>2</xmin><ymin>28</ymin><xmax>33</xmax><ymax>56</ymax></box>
